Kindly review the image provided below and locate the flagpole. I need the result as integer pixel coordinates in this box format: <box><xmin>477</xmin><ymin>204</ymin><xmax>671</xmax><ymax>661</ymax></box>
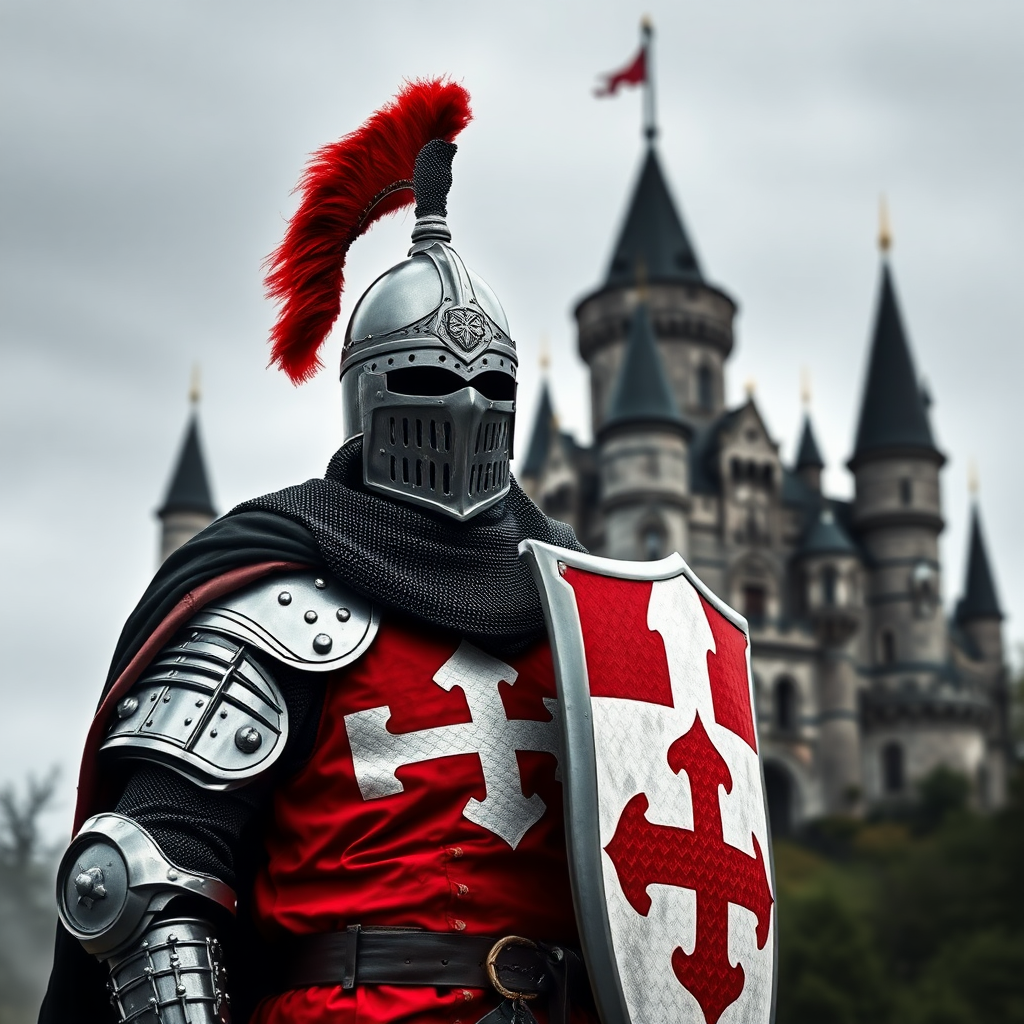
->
<box><xmin>641</xmin><ymin>16</ymin><xmax>657</xmax><ymax>142</ymax></box>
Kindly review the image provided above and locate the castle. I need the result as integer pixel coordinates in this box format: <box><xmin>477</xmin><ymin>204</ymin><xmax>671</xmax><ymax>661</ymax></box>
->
<box><xmin>156</xmin><ymin>140</ymin><xmax>1010</xmax><ymax>835</ymax></box>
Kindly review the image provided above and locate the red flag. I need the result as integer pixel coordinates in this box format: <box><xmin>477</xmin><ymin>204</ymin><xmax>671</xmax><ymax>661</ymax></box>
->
<box><xmin>595</xmin><ymin>47</ymin><xmax>647</xmax><ymax>97</ymax></box>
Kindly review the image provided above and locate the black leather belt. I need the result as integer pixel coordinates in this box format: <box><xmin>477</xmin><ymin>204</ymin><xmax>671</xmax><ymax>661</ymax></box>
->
<box><xmin>277</xmin><ymin>926</ymin><xmax>590</xmax><ymax>1024</ymax></box>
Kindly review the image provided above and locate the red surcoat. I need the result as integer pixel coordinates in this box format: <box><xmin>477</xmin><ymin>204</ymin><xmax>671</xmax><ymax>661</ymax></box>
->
<box><xmin>250</xmin><ymin>615</ymin><xmax>589</xmax><ymax>1024</ymax></box>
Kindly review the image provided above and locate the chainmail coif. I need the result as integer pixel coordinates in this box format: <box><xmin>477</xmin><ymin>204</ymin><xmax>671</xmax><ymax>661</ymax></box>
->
<box><xmin>232</xmin><ymin>438</ymin><xmax>585</xmax><ymax>655</ymax></box>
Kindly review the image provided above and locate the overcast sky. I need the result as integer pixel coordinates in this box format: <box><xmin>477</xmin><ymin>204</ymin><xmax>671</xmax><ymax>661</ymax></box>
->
<box><xmin>2</xmin><ymin>0</ymin><xmax>1022</xmax><ymax>838</ymax></box>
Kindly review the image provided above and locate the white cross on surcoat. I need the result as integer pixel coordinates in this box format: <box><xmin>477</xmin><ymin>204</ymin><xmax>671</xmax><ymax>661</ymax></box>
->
<box><xmin>343</xmin><ymin>641</ymin><xmax>561</xmax><ymax>849</ymax></box>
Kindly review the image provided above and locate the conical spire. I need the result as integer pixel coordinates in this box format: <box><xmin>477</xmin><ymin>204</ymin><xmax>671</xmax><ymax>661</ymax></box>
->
<box><xmin>852</xmin><ymin>262</ymin><xmax>938</xmax><ymax>459</ymax></box>
<box><xmin>159</xmin><ymin>413</ymin><xmax>216</xmax><ymax>518</ymax></box>
<box><xmin>957</xmin><ymin>504</ymin><xmax>1002</xmax><ymax>622</ymax></box>
<box><xmin>795</xmin><ymin>414</ymin><xmax>825</xmax><ymax>470</ymax></box>
<box><xmin>603</xmin><ymin>302</ymin><xmax>683</xmax><ymax>430</ymax></box>
<box><xmin>521</xmin><ymin>378</ymin><xmax>556</xmax><ymax>478</ymax></box>
<box><xmin>605</xmin><ymin>148</ymin><xmax>702</xmax><ymax>288</ymax></box>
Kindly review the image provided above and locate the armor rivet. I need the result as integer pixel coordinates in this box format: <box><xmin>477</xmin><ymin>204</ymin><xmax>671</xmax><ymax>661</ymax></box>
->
<box><xmin>336</xmin><ymin>608</ymin><xmax>351</xmax><ymax>622</ymax></box>
<box><xmin>220</xmin><ymin>710</ymin><xmax>228</xmax><ymax>719</ymax></box>
<box><xmin>210</xmin><ymin>729</ymin><xmax>218</xmax><ymax>738</ymax></box>
<box><xmin>278</xmin><ymin>591</ymin><xmax>292</xmax><ymax>606</ymax></box>
<box><xmin>379</xmin><ymin>448</ymin><xmax>386</xmax><ymax>455</ymax></box>
<box><xmin>168</xmin><ymin>933</ymin><xmax>178</xmax><ymax>942</ymax></box>
<box><xmin>167</xmin><ymin>869</ymin><xmax>178</xmax><ymax>881</ymax></box>
<box><xmin>177</xmin><ymin>984</ymin><xmax>187</xmax><ymax>995</ymax></box>
<box><xmin>235</xmin><ymin>726</ymin><xmax>262</xmax><ymax>753</ymax></box>
<box><xmin>313</xmin><ymin>633</ymin><xmax>333</xmax><ymax>655</ymax></box>
<box><xmin>150</xmin><ymin>694</ymin><xmax>157</xmax><ymax>701</ymax></box>
<box><xmin>196</xmin><ymin>700</ymin><xmax>204</xmax><ymax>707</ymax></box>
<box><xmin>184</xmin><ymin>717</ymin><xmax>193</xmax><ymax>726</ymax></box>
<box><xmin>163</xmin><ymin>695</ymin><xmax>171</xmax><ymax>703</ymax></box>
<box><xmin>117</xmin><ymin>697</ymin><xmax>139</xmax><ymax>719</ymax></box>
<box><xmin>304</xmin><ymin>610</ymin><xmax>318</xmax><ymax>623</ymax></box>
<box><xmin>145</xmin><ymin>720</ymin><xmax>153</xmax><ymax>727</ymax></box>
<box><xmin>551</xmin><ymin>947</ymin><xmax>564</xmax><ymax>962</ymax></box>
<box><xmin>454</xmin><ymin>919</ymin><xmax>466</xmax><ymax>931</ymax></box>
<box><xmin>314</xmin><ymin>578</ymin><xmax>327</xmax><ymax>589</ymax></box>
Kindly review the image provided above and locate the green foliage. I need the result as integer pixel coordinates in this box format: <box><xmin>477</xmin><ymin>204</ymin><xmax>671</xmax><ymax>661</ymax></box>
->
<box><xmin>776</xmin><ymin>765</ymin><xmax>1024</xmax><ymax>1024</ymax></box>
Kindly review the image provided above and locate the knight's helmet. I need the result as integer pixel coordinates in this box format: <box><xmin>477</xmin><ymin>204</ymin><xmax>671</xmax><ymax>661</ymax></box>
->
<box><xmin>265</xmin><ymin>81</ymin><xmax>516</xmax><ymax>520</ymax></box>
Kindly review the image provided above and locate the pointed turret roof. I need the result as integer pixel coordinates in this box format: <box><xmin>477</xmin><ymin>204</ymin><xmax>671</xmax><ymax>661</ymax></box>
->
<box><xmin>605</xmin><ymin>147</ymin><xmax>702</xmax><ymax>288</ymax></box>
<box><xmin>521</xmin><ymin>380</ymin><xmax>555</xmax><ymax>478</ymax></box>
<box><xmin>795</xmin><ymin>414</ymin><xmax>825</xmax><ymax>469</ymax></box>
<box><xmin>603</xmin><ymin>302</ymin><xmax>683</xmax><ymax>431</ymax></box>
<box><xmin>799</xmin><ymin>507</ymin><xmax>858</xmax><ymax>557</ymax></box>
<box><xmin>852</xmin><ymin>262</ymin><xmax>938</xmax><ymax>459</ymax></box>
<box><xmin>159</xmin><ymin>413</ymin><xmax>216</xmax><ymax>517</ymax></box>
<box><xmin>956</xmin><ymin>505</ymin><xmax>1003</xmax><ymax>622</ymax></box>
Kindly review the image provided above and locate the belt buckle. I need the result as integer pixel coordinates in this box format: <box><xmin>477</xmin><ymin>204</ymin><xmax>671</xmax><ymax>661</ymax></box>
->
<box><xmin>485</xmin><ymin>934</ymin><xmax>540</xmax><ymax>1002</ymax></box>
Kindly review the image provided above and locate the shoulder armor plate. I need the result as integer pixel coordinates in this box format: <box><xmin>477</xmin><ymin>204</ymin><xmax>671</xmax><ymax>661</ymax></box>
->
<box><xmin>101</xmin><ymin>629</ymin><xmax>288</xmax><ymax>789</ymax></box>
<box><xmin>190</xmin><ymin>570</ymin><xmax>379</xmax><ymax>673</ymax></box>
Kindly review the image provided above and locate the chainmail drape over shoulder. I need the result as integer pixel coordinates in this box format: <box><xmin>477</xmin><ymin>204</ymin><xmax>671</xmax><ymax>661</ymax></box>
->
<box><xmin>232</xmin><ymin>439</ymin><xmax>585</xmax><ymax>655</ymax></box>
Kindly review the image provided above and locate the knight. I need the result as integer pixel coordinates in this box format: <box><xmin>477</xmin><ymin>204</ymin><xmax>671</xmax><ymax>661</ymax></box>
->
<box><xmin>40</xmin><ymin>80</ymin><xmax>594</xmax><ymax>1024</ymax></box>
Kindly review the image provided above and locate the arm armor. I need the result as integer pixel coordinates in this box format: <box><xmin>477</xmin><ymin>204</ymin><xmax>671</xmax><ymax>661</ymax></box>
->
<box><xmin>57</xmin><ymin>813</ymin><xmax>235</xmax><ymax>1023</ymax></box>
<box><xmin>100</xmin><ymin>570</ymin><xmax>379</xmax><ymax>789</ymax></box>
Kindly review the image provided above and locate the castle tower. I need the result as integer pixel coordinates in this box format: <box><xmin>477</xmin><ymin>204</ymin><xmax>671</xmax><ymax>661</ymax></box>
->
<box><xmin>598</xmin><ymin>301</ymin><xmax>690</xmax><ymax>559</ymax></box>
<box><xmin>574</xmin><ymin>145</ymin><xmax>737</xmax><ymax>436</ymax></box>
<box><xmin>796</xmin><ymin>507</ymin><xmax>863</xmax><ymax>814</ymax></box>
<box><xmin>955</xmin><ymin>502</ymin><xmax>1004</xmax><ymax>665</ymax></box>
<box><xmin>157</xmin><ymin>387</ymin><xmax>217</xmax><ymax>563</ymax></box>
<box><xmin>848</xmin><ymin>250</ymin><xmax>946</xmax><ymax>679</ymax></box>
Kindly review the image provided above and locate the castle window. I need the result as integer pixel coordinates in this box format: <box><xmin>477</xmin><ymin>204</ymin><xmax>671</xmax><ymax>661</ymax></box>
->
<box><xmin>731</xmin><ymin>458</ymin><xmax>742</xmax><ymax>481</ymax></box>
<box><xmin>640</xmin><ymin>521</ymin><xmax>667</xmax><ymax>561</ymax></box>
<box><xmin>774</xmin><ymin>677</ymin><xmax>798</xmax><ymax>733</ymax></box>
<box><xmin>882</xmin><ymin>742</ymin><xmax>904</xmax><ymax>793</ymax></box>
<box><xmin>743</xmin><ymin>584</ymin><xmax>766</xmax><ymax>624</ymax></box>
<box><xmin>880</xmin><ymin>629</ymin><xmax>896</xmax><ymax>665</ymax></box>
<box><xmin>822</xmin><ymin>565</ymin><xmax>839</xmax><ymax>606</ymax></box>
<box><xmin>761</xmin><ymin>464</ymin><xmax>774</xmax><ymax>488</ymax></box>
<box><xmin>698</xmin><ymin>365</ymin><xmax>714</xmax><ymax>410</ymax></box>
<box><xmin>900</xmin><ymin>478</ymin><xmax>913</xmax><ymax>506</ymax></box>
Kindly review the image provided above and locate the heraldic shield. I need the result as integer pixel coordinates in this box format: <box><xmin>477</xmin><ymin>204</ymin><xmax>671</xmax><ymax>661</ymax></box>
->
<box><xmin>519</xmin><ymin>541</ymin><xmax>777</xmax><ymax>1024</ymax></box>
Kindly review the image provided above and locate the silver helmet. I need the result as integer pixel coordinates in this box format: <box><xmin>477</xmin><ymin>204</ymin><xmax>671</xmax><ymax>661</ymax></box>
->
<box><xmin>339</xmin><ymin>139</ymin><xmax>517</xmax><ymax>520</ymax></box>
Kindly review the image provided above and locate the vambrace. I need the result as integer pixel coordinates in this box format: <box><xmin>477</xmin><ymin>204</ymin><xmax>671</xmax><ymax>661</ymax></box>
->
<box><xmin>56</xmin><ymin>812</ymin><xmax>235</xmax><ymax>1023</ymax></box>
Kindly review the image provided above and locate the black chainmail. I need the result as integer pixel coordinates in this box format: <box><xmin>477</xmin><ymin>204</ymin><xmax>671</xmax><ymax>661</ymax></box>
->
<box><xmin>231</xmin><ymin>438</ymin><xmax>585</xmax><ymax>656</ymax></box>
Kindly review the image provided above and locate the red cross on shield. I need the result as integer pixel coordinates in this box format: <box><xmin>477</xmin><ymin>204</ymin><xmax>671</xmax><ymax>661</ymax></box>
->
<box><xmin>520</xmin><ymin>541</ymin><xmax>777</xmax><ymax>1024</ymax></box>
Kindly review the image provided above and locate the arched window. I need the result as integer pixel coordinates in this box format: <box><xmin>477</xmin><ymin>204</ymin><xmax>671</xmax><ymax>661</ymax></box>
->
<box><xmin>822</xmin><ymin>565</ymin><xmax>838</xmax><ymax>606</ymax></box>
<box><xmin>882</xmin><ymin>742</ymin><xmax>904</xmax><ymax>793</ymax></box>
<box><xmin>640</xmin><ymin>521</ymin><xmax>667</xmax><ymax>561</ymax></box>
<box><xmin>880</xmin><ymin>629</ymin><xmax>896</xmax><ymax>665</ymax></box>
<box><xmin>900</xmin><ymin>478</ymin><xmax>913</xmax><ymax>506</ymax></box>
<box><xmin>774</xmin><ymin>677</ymin><xmax>798</xmax><ymax>733</ymax></box>
<box><xmin>698</xmin><ymin>365</ymin><xmax>715</xmax><ymax>411</ymax></box>
<box><xmin>743</xmin><ymin>584</ymin><xmax>767</xmax><ymax>624</ymax></box>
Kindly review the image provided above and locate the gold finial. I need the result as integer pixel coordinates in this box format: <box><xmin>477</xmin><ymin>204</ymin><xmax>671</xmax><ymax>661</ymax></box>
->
<box><xmin>189</xmin><ymin>364</ymin><xmax>201</xmax><ymax>406</ymax></box>
<box><xmin>744</xmin><ymin>377</ymin><xmax>756</xmax><ymax>399</ymax></box>
<box><xmin>968</xmin><ymin>460</ymin><xmax>979</xmax><ymax>497</ymax></box>
<box><xmin>878</xmin><ymin>194</ymin><xmax>892</xmax><ymax>254</ymax></box>
<box><xmin>539</xmin><ymin>335</ymin><xmax>551</xmax><ymax>373</ymax></box>
<box><xmin>800</xmin><ymin>367</ymin><xmax>812</xmax><ymax>409</ymax></box>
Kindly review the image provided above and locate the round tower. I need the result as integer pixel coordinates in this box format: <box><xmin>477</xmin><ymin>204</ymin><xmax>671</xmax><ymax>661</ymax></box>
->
<box><xmin>598</xmin><ymin>301</ymin><xmax>690</xmax><ymax>560</ymax></box>
<box><xmin>797</xmin><ymin>508</ymin><xmax>864</xmax><ymax>814</ymax></box>
<box><xmin>575</xmin><ymin>146</ymin><xmax>736</xmax><ymax>436</ymax></box>
<box><xmin>848</xmin><ymin>249</ymin><xmax>946</xmax><ymax>678</ymax></box>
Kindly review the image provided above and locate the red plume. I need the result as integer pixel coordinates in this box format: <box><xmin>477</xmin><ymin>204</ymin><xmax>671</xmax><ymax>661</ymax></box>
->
<box><xmin>265</xmin><ymin>79</ymin><xmax>472</xmax><ymax>383</ymax></box>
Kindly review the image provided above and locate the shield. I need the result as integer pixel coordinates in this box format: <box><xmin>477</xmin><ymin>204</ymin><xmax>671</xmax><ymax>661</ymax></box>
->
<box><xmin>519</xmin><ymin>541</ymin><xmax>777</xmax><ymax>1024</ymax></box>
